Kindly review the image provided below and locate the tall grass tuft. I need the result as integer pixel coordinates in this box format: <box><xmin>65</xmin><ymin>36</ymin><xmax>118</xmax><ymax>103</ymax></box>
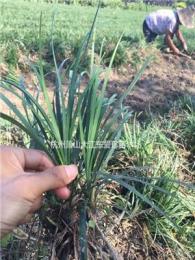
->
<box><xmin>118</xmin><ymin>118</ymin><xmax>195</xmax><ymax>258</ymax></box>
<box><xmin>0</xmin><ymin>11</ymin><xmax>152</xmax><ymax>257</ymax></box>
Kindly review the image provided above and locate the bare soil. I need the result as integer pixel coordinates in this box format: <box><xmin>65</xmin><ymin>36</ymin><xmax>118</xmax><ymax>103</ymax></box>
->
<box><xmin>1</xmin><ymin>50</ymin><xmax>194</xmax><ymax>116</ymax></box>
<box><xmin>107</xmin><ymin>51</ymin><xmax>195</xmax><ymax>114</ymax></box>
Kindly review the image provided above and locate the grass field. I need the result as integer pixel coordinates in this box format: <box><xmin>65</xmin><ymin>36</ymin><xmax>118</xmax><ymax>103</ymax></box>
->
<box><xmin>0</xmin><ymin>0</ymin><xmax>195</xmax><ymax>68</ymax></box>
<box><xmin>0</xmin><ymin>1</ymin><xmax>195</xmax><ymax>259</ymax></box>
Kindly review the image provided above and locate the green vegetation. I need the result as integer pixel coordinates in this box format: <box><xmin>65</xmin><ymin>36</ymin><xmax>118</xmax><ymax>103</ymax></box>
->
<box><xmin>121</xmin><ymin>116</ymin><xmax>195</xmax><ymax>257</ymax></box>
<box><xmin>1</xmin><ymin>33</ymin><xmax>195</xmax><ymax>259</ymax></box>
<box><xmin>0</xmin><ymin>0</ymin><xmax>194</xmax><ymax>69</ymax></box>
<box><xmin>0</xmin><ymin>0</ymin><xmax>195</xmax><ymax>259</ymax></box>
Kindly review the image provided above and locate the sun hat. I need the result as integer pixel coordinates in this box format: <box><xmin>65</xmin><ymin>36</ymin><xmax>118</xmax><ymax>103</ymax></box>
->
<box><xmin>177</xmin><ymin>5</ymin><xmax>195</xmax><ymax>28</ymax></box>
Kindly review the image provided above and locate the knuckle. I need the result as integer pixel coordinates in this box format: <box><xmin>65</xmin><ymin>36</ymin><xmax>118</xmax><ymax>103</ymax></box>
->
<box><xmin>37</xmin><ymin>151</ymin><xmax>53</xmax><ymax>169</ymax></box>
<box><xmin>52</xmin><ymin>166</ymin><xmax>67</xmax><ymax>186</ymax></box>
<box><xmin>38</xmin><ymin>150</ymin><xmax>48</xmax><ymax>158</ymax></box>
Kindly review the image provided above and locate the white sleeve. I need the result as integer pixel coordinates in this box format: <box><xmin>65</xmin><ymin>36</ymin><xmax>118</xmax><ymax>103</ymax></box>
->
<box><xmin>167</xmin><ymin>20</ymin><xmax>175</xmax><ymax>33</ymax></box>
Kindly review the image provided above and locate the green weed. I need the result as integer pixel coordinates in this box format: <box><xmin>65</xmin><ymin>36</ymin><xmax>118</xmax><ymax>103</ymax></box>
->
<box><xmin>0</xmin><ymin>22</ymin><xmax>151</xmax><ymax>257</ymax></box>
<box><xmin>115</xmin><ymin>118</ymin><xmax>195</xmax><ymax>258</ymax></box>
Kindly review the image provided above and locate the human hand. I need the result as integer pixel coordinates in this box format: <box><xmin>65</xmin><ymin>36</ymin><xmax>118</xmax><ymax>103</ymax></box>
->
<box><xmin>0</xmin><ymin>146</ymin><xmax>78</xmax><ymax>238</ymax></box>
<box><xmin>179</xmin><ymin>52</ymin><xmax>192</xmax><ymax>59</ymax></box>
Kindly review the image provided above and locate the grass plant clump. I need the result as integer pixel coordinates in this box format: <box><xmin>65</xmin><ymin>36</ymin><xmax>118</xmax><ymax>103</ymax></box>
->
<box><xmin>109</xmin><ymin>117</ymin><xmax>195</xmax><ymax>258</ymax></box>
<box><xmin>178</xmin><ymin>97</ymin><xmax>195</xmax><ymax>152</ymax></box>
<box><xmin>0</xmin><ymin>5</ymin><xmax>195</xmax><ymax>258</ymax></box>
<box><xmin>0</xmin><ymin>16</ymin><xmax>153</xmax><ymax>256</ymax></box>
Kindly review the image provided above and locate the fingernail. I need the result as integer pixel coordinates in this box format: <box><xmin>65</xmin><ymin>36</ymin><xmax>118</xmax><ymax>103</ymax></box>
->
<box><xmin>64</xmin><ymin>165</ymin><xmax>78</xmax><ymax>181</ymax></box>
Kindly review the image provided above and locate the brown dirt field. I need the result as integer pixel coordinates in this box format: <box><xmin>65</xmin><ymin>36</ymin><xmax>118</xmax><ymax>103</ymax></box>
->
<box><xmin>107</xmin><ymin>51</ymin><xmax>195</xmax><ymax>113</ymax></box>
<box><xmin>1</xmin><ymin>50</ymin><xmax>194</xmax><ymax>116</ymax></box>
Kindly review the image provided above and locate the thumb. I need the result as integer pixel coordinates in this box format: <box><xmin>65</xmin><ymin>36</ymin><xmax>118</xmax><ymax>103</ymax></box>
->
<box><xmin>17</xmin><ymin>165</ymin><xmax>78</xmax><ymax>199</ymax></box>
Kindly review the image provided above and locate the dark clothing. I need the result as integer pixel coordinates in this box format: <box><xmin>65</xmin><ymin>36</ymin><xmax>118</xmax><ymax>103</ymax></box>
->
<box><xmin>143</xmin><ymin>19</ymin><xmax>158</xmax><ymax>43</ymax></box>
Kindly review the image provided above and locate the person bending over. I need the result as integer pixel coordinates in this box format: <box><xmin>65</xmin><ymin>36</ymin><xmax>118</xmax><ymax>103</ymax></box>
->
<box><xmin>0</xmin><ymin>146</ymin><xmax>78</xmax><ymax>238</ymax></box>
<box><xmin>143</xmin><ymin>6</ymin><xmax>195</xmax><ymax>57</ymax></box>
